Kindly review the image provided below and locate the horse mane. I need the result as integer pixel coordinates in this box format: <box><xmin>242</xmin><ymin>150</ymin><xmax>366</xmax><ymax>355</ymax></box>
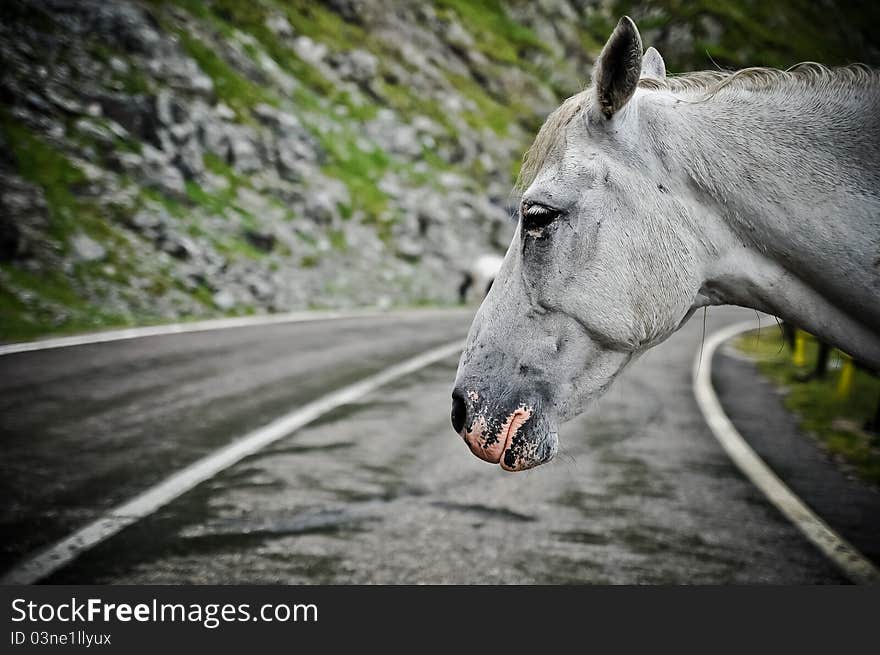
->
<box><xmin>517</xmin><ymin>62</ymin><xmax>879</xmax><ymax>189</ymax></box>
<box><xmin>637</xmin><ymin>62</ymin><xmax>878</xmax><ymax>94</ymax></box>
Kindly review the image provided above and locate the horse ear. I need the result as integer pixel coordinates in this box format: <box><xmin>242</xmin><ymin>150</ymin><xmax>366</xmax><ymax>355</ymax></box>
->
<box><xmin>641</xmin><ymin>47</ymin><xmax>666</xmax><ymax>80</ymax></box>
<box><xmin>593</xmin><ymin>16</ymin><xmax>643</xmax><ymax>119</ymax></box>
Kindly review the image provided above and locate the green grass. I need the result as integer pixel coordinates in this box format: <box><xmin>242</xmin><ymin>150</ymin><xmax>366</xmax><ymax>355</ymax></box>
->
<box><xmin>373</xmin><ymin>78</ymin><xmax>455</xmax><ymax>133</ymax></box>
<box><xmin>270</xmin><ymin>0</ymin><xmax>371</xmax><ymax>53</ymax></box>
<box><xmin>185</xmin><ymin>179</ymin><xmax>230</xmax><ymax>215</ymax></box>
<box><xmin>0</xmin><ymin>114</ymin><xmax>154</xmax><ymax>339</ymax></box>
<box><xmin>444</xmin><ymin>70</ymin><xmax>519</xmax><ymax>136</ymax></box>
<box><xmin>175</xmin><ymin>30</ymin><xmax>277</xmax><ymax>121</ymax></box>
<box><xmin>0</xmin><ymin>264</ymin><xmax>133</xmax><ymax>341</ymax></box>
<box><xmin>434</xmin><ymin>0</ymin><xmax>549</xmax><ymax>65</ymax></box>
<box><xmin>87</xmin><ymin>42</ymin><xmax>152</xmax><ymax>95</ymax></box>
<box><xmin>736</xmin><ymin>329</ymin><xmax>880</xmax><ymax>485</ymax></box>
<box><xmin>166</xmin><ymin>0</ymin><xmax>381</xmax><ymax>120</ymax></box>
<box><xmin>1</xmin><ymin>113</ymin><xmax>88</xmax><ymax>240</ymax></box>
<box><xmin>319</xmin><ymin>139</ymin><xmax>391</xmax><ymax>221</ymax></box>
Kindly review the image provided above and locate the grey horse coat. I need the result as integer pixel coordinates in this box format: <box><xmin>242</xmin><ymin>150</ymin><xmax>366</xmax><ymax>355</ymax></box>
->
<box><xmin>451</xmin><ymin>16</ymin><xmax>880</xmax><ymax>471</ymax></box>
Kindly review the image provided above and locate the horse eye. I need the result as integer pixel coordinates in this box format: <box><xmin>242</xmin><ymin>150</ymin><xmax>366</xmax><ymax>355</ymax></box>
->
<box><xmin>521</xmin><ymin>203</ymin><xmax>561</xmax><ymax>231</ymax></box>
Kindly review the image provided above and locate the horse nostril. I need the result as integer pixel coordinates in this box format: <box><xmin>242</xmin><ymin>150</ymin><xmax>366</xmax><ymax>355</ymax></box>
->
<box><xmin>451</xmin><ymin>390</ymin><xmax>467</xmax><ymax>434</ymax></box>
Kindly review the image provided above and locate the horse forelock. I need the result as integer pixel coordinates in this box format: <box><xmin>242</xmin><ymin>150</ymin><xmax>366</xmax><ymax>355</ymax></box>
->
<box><xmin>517</xmin><ymin>62</ymin><xmax>879</xmax><ymax>190</ymax></box>
<box><xmin>517</xmin><ymin>92</ymin><xmax>588</xmax><ymax>190</ymax></box>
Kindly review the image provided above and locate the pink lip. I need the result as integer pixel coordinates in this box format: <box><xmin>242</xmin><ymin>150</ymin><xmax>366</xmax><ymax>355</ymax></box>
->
<box><xmin>462</xmin><ymin>407</ymin><xmax>532</xmax><ymax>466</ymax></box>
<box><xmin>498</xmin><ymin>408</ymin><xmax>531</xmax><ymax>469</ymax></box>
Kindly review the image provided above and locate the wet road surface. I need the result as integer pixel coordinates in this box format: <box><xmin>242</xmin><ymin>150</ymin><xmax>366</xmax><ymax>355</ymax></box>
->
<box><xmin>714</xmin><ymin>347</ymin><xmax>880</xmax><ymax>565</ymax></box>
<box><xmin>2</xmin><ymin>306</ymin><xmax>845</xmax><ymax>583</ymax></box>
<box><xmin>0</xmin><ymin>309</ymin><xmax>471</xmax><ymax>569</ymax></box>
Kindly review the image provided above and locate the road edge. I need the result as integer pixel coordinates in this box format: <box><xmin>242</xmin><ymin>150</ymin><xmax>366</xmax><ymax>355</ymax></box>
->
<box><xmin>0</xmin><ymin>307</ymin><xmax>469</xmax><ymax>357</ymax></box>
<box><xmin>693</xmin><ymin>321</ymin><xmax>880</xmax><ymax>585</ymax></box>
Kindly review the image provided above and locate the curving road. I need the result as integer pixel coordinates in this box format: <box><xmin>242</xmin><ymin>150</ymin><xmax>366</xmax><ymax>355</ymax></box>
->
<box><xmin>0</xmin><ymin>306</ymin><xmax>845</xmax><ymax>583</ymax></box>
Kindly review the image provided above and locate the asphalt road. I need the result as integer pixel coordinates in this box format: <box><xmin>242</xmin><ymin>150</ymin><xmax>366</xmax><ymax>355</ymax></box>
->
<box><xmin>714</xmin><ymin>348</ymin><xmax>880</xmax><ymax>565</ymax></box>
<box><xmin>1</xmin><ymin>306</ymin><xmax>845</xmax><ymax>583</ymax></box>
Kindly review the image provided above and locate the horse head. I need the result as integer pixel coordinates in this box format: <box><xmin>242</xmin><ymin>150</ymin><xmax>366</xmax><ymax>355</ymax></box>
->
<box><xmin>451</xmin><ymin>17</ymin><xmax>709</xmax><ymax>470</ymax></box>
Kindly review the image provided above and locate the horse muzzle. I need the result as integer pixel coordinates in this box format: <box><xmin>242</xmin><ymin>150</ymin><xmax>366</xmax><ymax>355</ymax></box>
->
<box><xmin>450</xmin><ymin>387</ymin><xmax>558</xmax><ymax>471</ymax></box>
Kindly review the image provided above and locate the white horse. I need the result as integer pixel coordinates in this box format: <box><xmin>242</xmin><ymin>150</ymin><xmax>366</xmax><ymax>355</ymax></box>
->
<box><xmin>451</xmin><ymin>16</ymin><xmax>880</xmax><ymax>471</ymax></box>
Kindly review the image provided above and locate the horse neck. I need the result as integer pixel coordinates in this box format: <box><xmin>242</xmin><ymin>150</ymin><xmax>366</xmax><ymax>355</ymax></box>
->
<box><xmin>643</xmin><ymin>83</ymin><xmax>880</xmax><ymax>364</ymax></box>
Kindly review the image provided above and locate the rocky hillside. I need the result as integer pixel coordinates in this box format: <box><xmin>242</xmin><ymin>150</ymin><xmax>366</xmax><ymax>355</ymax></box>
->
<box><xmin>1</xmin><ymin>0</ymin><xmax>877</xmax><ymax>340</ymax></box>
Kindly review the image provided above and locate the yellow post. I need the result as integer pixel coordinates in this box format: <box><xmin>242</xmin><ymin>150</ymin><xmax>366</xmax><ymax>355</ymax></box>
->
<box><xmin>792</xmin><ymin>330</ymin><xmax>807</xmax><ymax>367</ymax></box>
<box><xmin>837</xmin><ymin>356</ymin><xmax>854</xmax><ymax>399</ymax></box>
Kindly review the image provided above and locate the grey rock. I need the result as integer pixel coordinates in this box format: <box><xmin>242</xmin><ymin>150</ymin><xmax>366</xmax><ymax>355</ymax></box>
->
<box><xmin>235</xmin><ymin>187</ymin><xmax>269</xmax><ymax>215</ymax></box>
<box><xmin>174</xmin><ymin>137</ymin><xmax>205</xmax><ymax>180</ymax></box>
<box><xmin>155</xmin><ymin>89</ymin><xmax>177</xmax><ymax>127</ymax></box>
<box><xmin>130</xmin><ymin>208</ymin><xmax>162</xmax><ymax>232</ymax></box>
<box><xmin>265</xmin><ymin>14</ymin><xmax>293</xmax><ymax>38</ymax></box>
<box><xmin>0</xmin><ymin>173</ymin><xmax>51</xmax><ymax>260</ymax></box>
<box><xmin>22</xmin><ymin>91</ymin><xmax>53</xmax><ymax>114</ymax></box>
<box><xmin>182</xmin><ymin>271</ymin><xmax>210</xmax><ymax>292</ymax></box>
<box><xmin>186</xmin><ymin>99</ymin><xmax>213</xmax><ymax>127</ymax></box>
<box><xmin>109</xmin><ymin>57</ymin><xmax>129</xmax><ymax>75</ymax></box>
<box><xmin>330</xmin><ymin>49</ymin><xmax>379</xmax><ymax>84</ymax></box>
<box><xmin>243</xmin><ymin>230</ymin><xmax>276</xmax><ymax>253</ymax></box>
<box><xmin>445</xmin><ymin>20</ymin><xmax>475</xmax><ymax>50</ymax></box>
<box><xmin>253</xmin><ymin>51</ymin><xmax>299</xmax><ymax>95</ymax></box>
<box><xmin>304</xmin><ymin>176</ymin><xmax>350</xmax><ymax>224</ymax></box>
<box><xmin>70</xmin><ymin>233</ymin><xmax>107</xmax><ymax>262</ymax></box>
<box><xmin>187</xmin><ymin>73</ymin><xmax>214</xmax><ymax>96</ymax></box>
<box><xmin>227</xmin><ymin>126</ymin><xmax>262</xmax><ymax>173</ymax></box>
<box><xmin>324</xmin><ymin>0</ymin><xmax>367</xmax><ymax>23</ymax></box>
<box><xmin>160</xmin><ymin>232</ymin><xmax>200</xmax><ymax>260</ymax></box>
<box><xmin>169</xmin><ymin>122</ymin><xmax>195</xmax><ymax>143</ymax></box>
<box><xmin>45</xmin><ymin>87</ymin><xmax>85</xmax><ymax>114</ymax></box>
<box><xmin>143</xmin><ymin>36</ymin><xmax>214</xmax><ymax>96</ymax></box>
<box><xmin>202</xmin><ymin>171</ymin><xmax>231</xmax><ymax>193</ymax></box>
<box><xmin>245</xmin><ymin>274</ymin><xmax>274</xmax><ymax>300</ymax></box>
<box><xmin>366</xmin><ymin>110</ymin><xmax>422</xmax><ymax>157</ymax></box>
<box><xmin>156</xmin><ymin>128</ymin><xmax>176</xmax><ymax>155</ymax></box>
<box><xmin>103</xmin><ymin>119</ymin><xmax>131</xmax><ymax>140</ymax></box>
<box><xmin>0</xmin><ymin>0</ymin><xmax>612</xmax><ymax>325</ymax></box>
<box><xmin>72</xmin><ymin>158</ymin><xmax>106</xmax><ymax>184</ymax></box>
<box><xmin>293</xmin><ymin>35</ymin><xmax>328</xmax><ymax>65</ymax></box>
<box><xmin>276</xmin><ymin>136</ymin><xmax>318</xmax><ymax>180</ymax></box>
<box><xmin>92</xmin><ymin>1</ymin><xmax>162</xmax><ymax>53</ymax></box>
<box><xmin>212</xmin><ymin>289</ymin><xmax>236</xmax><ymax>311</ymax></box>
<box><xmin>215</xmin><ymin>103</ymin><xmax>236</xmax><ymax>121</ymax></box>
<box><xmin>113</xmin><ymin>150</ymin><xmax>144</xmax><ymax>172</ymax></box>
<box><xmin>396</xmin><ymin>237</ymin><xmax>424</xmax><ymax>260</ymax></box>
<box><xmin>306</xmin><ymin>193</ymin><xmax>338</xmax><ymax>224</ymax></box>
<box><xmin>140</xmin><ymin>144</ymin><xmax>186</xmax><ymax>197</ymax></box>
<box><xmin>253</xmin><ymin>104</ymin><xmax>301</xmax><ymax>133</ymax></box>
<box><xmin>74</xmin><ymin>118</ymin><xmax>115</xmax><ymax>145</ymax></box>
<box><xmin>199</xmin><ymin>121</ymin><xmax>231</xmax><ymax>160</ymax></box>
<box><xmin>96</xmin><ymin>92</ymin><xmax>157</xmax><ymax>142</ymax></box>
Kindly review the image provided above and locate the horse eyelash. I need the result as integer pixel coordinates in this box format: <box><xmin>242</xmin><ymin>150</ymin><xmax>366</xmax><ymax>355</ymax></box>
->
<box><xmin>521</xmin><ymin>203</ymin><xmax>563</xmax><ymax>229</ymax></box>
<box><xmin>525</xmin><ymin>205</ymin><xmax>555</xmax><ymax>216</ymax></box>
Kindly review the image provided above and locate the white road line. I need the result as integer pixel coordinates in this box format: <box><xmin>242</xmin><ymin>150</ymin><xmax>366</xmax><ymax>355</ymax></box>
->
<box><xmin>0</xmin><ymin>339</ymin><xmax>463</xmax><ymax>585</ymax></box>
<box><xmin>693</xmin><ymin>321</ymin><xmax>880</xmax><ymax>585</ymax></box>
<box><xmin>0</xmin><ymin>307</ymin><xmax>466</xmax><ymax>357</ymax></box>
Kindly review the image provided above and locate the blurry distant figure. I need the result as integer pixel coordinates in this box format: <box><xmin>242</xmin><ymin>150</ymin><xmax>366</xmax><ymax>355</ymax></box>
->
<box><xmin>458</xmin><ymin>253</ymin><xmax>503</xmax><ymax>304</ymax></box>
